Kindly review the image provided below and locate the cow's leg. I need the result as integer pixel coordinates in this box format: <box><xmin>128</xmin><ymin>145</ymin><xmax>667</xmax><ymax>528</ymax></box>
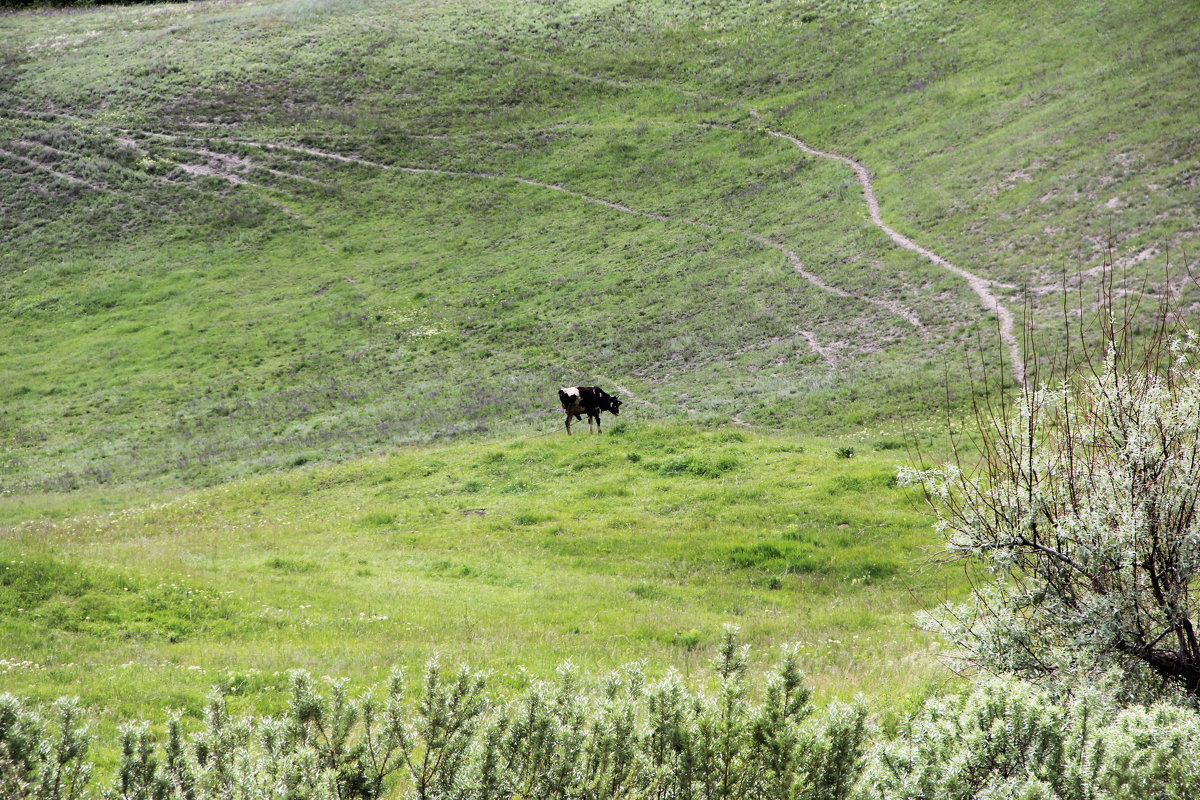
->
<box><xmin>564</xmin><ymin>410</ymin><xmax>573</xmax><ymax>435</ymax></box>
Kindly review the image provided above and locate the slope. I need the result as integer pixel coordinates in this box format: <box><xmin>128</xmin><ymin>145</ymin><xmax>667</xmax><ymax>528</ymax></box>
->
<box><xmin>1</xmin><ymin>0</ymin><xmax>1196</xmax><ymax>492</ymax></box>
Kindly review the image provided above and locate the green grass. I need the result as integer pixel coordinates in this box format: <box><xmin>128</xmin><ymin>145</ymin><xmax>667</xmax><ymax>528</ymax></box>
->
<box><xmin>0</xmin><ymin>0</ymin><xmax>1196</xmax><ymax>771</ymax></box>
<box><xmin>1</xmin><ymin>0</ymin><xmax>1195</xmax><ymax>492</ymax></box>
<box><xmin>0</xmin><ymin>425</ymin><xmax>960</xmax><ymax>731</ymax></box>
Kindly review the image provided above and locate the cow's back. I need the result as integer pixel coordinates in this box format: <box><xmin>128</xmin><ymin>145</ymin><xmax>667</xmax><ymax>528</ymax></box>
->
<box><xmin>559</xmin><ymin>386</ymin><xmax>582</xmax><ymax>411</ymax></box>
<box><xmin>560</xmin><ymin>386</ymin><xmax>609</xmax><ymax>413</ymax></box>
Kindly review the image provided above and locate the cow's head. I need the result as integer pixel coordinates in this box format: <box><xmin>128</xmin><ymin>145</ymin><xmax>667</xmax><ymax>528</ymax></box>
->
<box><xmin>608</xmin><ymin>395</ymin><xmax>622</xmax><ymax>415</ymax></box>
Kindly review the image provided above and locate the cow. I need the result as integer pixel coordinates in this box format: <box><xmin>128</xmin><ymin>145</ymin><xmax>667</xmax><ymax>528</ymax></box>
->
<box><xmin>558</xmin><ymin>386</ymin><xmax>622</xmax><ymax>435</ymax></box>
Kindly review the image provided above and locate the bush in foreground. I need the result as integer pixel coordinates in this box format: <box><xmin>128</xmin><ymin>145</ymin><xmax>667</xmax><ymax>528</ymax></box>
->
<box><xmin>0</xmin><ymin>629</ymin><xmax>867</xmax><ymax>800</ymax></box>
<box><xmin>902</xmin><ymin>263</ymin><xmax>1200</xmax><ymax>701</ymax></box>
<box><xmin>859</xmin><ymin>677</ymin><xmax>1200</xmax><ymax>800</ymax></box>
<box><xmin>5</xmin><ymin>637</ymin><xmax>1200</xmax><ymax>799</ymax></box>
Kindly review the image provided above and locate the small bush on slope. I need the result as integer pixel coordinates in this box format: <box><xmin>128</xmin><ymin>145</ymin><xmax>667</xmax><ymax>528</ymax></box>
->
<box><xmin>0</xmin><ymin>695</ymin><xmax>91</xmax><ymax>800</ymax></box>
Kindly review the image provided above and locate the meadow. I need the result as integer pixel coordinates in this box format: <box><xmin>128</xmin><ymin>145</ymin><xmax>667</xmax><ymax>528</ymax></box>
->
<box><xmin>1</xmin><ymin>0</ymin><xmax>1198</xmax><ymax>780</ymax></box>
<box><xmin>1</xmin><ymin>424</ymin><xmax>962</xmax><ymax>762</ymax></box>
<box><xmin>2</xmin><ymin>0</ymin><xmax>1196</xmax><ymax>493</ymax></box>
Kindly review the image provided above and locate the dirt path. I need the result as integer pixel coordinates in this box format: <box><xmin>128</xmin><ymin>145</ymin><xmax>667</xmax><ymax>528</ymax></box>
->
<box><xmin>0</xmin><ymin>144</ymin><xmax>105</xmax><ymax>191</ymax></box>
<box><xmin>756</xmin><ymin>117</ymin><xmax>1026</xmax><ymax>386</ymax></box>
<box><xmin>10</xmin><ymin>81</ymin><xmax>1024</xmax><ymax>387</ymax></box>
<box><xmin>797</xmin><ymin>330</ymin><xmax>840</xmax><ymax>367</ymax></box>
<box><xmin>30</xmin><ymin>121</ymin><xmax>923</xmax><ymax>377</ymax></box>
<box><xmin>86</xmin><ymin>122</ymin><xmax>1005</xmax><ymax>396</ymax></box>
<box><xmin>253</xmin><ymin>142</ymin><xmax>925</xmax><ymax>339</ymax></box>
<box><xmin>482</xmin><ymin>61</ymin><xmax>1022</xmax><ymax>383</ymax></box>
<box><xmin>477</xmin><ymin>62</ymin><xmax>1021</xmax><ymax>383</ymax></box>
<box><xmin>734</xmin><ymin>229</ymin><xmax>924</xmax><ymax>331</ymax></box>
<box><xmin>604</xmin><ymin>380</ymin><xmax>658</xmax><ymax>410</ymax></box>
<box><xmin>515</xmin><ymin>178</ymin><xmax>923</xmax><ymax>331</ymax></box>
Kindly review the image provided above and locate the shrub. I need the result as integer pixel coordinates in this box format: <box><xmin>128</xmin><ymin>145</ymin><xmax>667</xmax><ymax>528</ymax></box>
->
<box><xmin>9</xmin><ymin>651</ymin><xmax>1200</xmax><ymax>798</ymax></box>
<box><xmin>858</xmin><ymin>676</ymin><xmax>1200</xmax><ymax>800</ymax></box>
<box><xmin>2</xmin><ymin>629</ymin><xmax>868</xmax><ymax>800</ymax></box>
<box><xmin>901</xmin><ymin>268</ymin><xmax>1200</xmax><ymax>700</ymax></box>
<box><xmin>0</xmin><ymin>695</ymin><xmax>91</xmax><ymax>800</ymax></box>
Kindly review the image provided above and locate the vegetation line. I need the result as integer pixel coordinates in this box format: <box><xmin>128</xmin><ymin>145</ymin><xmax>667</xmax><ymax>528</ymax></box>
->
<box><xmin>441</xmin><ymin>54</ymin><xmax>928</xmax><ymax>336</ymax></box>
<box><xmin>601</xmin><ymin>379</ymin><xmax>659</xmax><ymax>409</ymax></box>
<box><xmin>480</xmin><ymin>61</ymin><xmax>966</xmax><ymax>349</ymax></box>
<box><xmin>512</xmin><ymin>177</ymin><xmax>922</xmax><ymax>331</ymax></box>
<box><xmin>798</xmin><ymin>330</ymin><xmax>838</xmax><ymax>367</ymax></box>
<box><xmin>101</xmin><ymin>124</ymin><xmax>927</xmax><ymax>350</ymax></box>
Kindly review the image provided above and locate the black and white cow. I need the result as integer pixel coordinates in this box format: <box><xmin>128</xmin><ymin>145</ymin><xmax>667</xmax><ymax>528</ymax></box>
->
<box><xmin>558</xmin><ymin>386</ymin><xmax>622</xmax><ymax>435</ymax></box>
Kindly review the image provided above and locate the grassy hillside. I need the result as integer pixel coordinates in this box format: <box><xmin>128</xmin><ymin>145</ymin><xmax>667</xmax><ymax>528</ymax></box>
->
<box><xmin>0</xmin><ymin>425</ymin><xmax>957</xmax><ymax>745</ymax></box>
<box><xmin>2</xmin><ymin>0</ymin><xmax>1196</xmax><ymax>492</ymax></box>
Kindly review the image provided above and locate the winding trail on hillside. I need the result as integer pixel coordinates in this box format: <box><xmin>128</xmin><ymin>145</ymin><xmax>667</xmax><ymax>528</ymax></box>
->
<box><xmin>258</xmin><ymin>142</ymin><xmax>891</xmax><ymax>413</ymax></box>
<box><xmin>27</xmin><ymin>111</ymin><xmax>1019</xmax><ymax>390</ymax></box>
<box><xmin>604</xmin><ymin>380</ymin><xmax>659</xmax><ymax>411</ymax></box>
<box><xmin>7</xmin><ymin>110</ymin><xmax>927</xmax><ymax>378</ymax></box>
<box><xmin>0</xmin><ymin>144</ymin><xmax>105</xmax><ymax>191</ymax></box>
<box><xmin>8</xmin><ymin>68</ymin><xmax>1027</xmax><ymax>386</ymax></box>
<box><xmin>255</xmin><ymin>142</ymin><xmax>925</xmax><ymax>336</ymax></box>
<box><xmin>753</xmin><ymin>115</ymin><xmax>1026</xmax><ymax>386</ymax></box>
<box><xmin>494</xmin><ymin>59</ymin><xmax>1026</xmax><ymax>385</ymax></box>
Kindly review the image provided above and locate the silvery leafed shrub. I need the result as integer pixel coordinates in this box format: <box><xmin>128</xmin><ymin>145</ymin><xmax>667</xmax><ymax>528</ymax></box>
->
<box><xmin>900</xmin><ymin>319</ymin><xmax>1200</xmax><ymax>702</ymax></box>
<box><xmin>6</xmin><ymin>645</ymin><xmax>1200</xmax><ymax>798</ymax></box>
<box><xmin>0</xmin><ymin>695</ymin><xmax>91</xmax><ymax>800</ymax></box>
<box><xmin>0</xmin><ymin>628</ymin><xmax>868</xmax><ymax>800</ymax></box>
<box><xmin>856</xmin><ymin>677</ymin><xmax>1200</xmax><ymax>800</ymax></box>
